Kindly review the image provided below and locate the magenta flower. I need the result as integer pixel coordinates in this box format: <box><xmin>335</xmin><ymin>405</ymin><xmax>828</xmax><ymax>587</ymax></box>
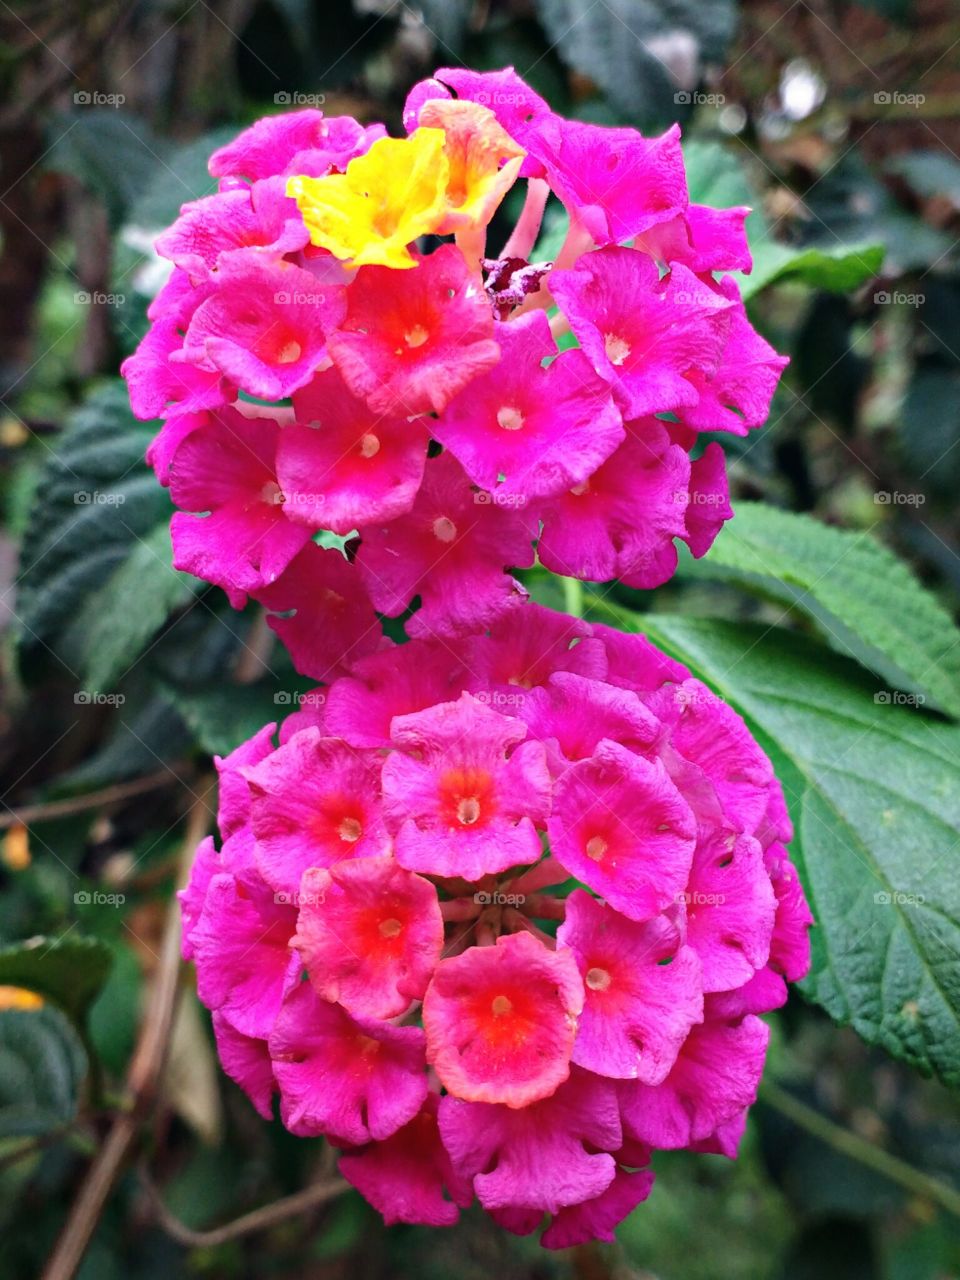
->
<box><xmin>131</xmin><ymin>66</ymin><xmax>811</xmax><ymax>1253</ymax></box>
<box><xmin>178</xmin><ymin>608</ymin><xmax>812</xmax><ymax>1248</ymax></box>
<box><xmin>124</xmin><ymin>66</ymin><xmax>786</xmax><ymax>622</ymax></box>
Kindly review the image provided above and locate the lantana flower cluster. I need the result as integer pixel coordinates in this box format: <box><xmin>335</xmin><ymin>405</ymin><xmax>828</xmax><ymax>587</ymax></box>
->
<box><xmin>180</xmin><ymin>606</ymin><xmax>812</xmax><ymax>1246</ymax></box>
<box><xmin>123</xmin><ymin>66</ymin><xmax>787</xmax><ymax>667</ymax></box>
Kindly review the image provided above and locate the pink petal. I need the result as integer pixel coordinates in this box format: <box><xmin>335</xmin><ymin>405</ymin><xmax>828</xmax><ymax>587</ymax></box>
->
<box><xmin>269</xmin><ymin>982</ymin><xmax>427</xmax><ymax>1143</ymax></box>
<box><xmin>279</xmin><ymin>367</ymin><xmax>429</xmax><ymax>534</ymax></box>
<box><xmin>242</xmin><ymin>728</ymin><xmax>387</xmax><ymax>895</ymax></box>
<box><xmin>423</xmin><ymin>931</ymin><xmax>583</xmax><ymax>1106</ymax></box>
<box><xmin>291</xmin><ymin>855</ymin><xmax>443</xmax><ymax>1019</ymax></box>
<box><xmin>339</xmin><ymin>1093</ymin><xmax>473</xmax><ymax>1226</ymax></box>
<box><xmin>435</xmin><ymin>310</ymin><xmax>623</xmax><ymax>500</ymax></box>
<box><xmin>327</xmin><ymin>244</ymin><xmax>499</xmax><ymax>416</ymax></box>
<box><xmin>382</xmin><ymin>693</ymin><xmax>551</xmax><ymax>880</ymax></box>
<box><xmin>558</xmin><ymin>890</ymin><xmax>704</xmax><ymax>1082</ymax></box>
<box><xmin>548</xmin><ymin>739</ymin><xmax>696</xmax><ymax>921</ymax></box>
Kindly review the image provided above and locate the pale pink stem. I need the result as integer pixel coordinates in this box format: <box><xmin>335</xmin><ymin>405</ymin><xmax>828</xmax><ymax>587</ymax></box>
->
<box><xmin>440</xmin><ymin>897</ymin><xmax>482</xmax><ymax>922</ymax></box>
<box><xmin>502</xmin><ymin>908</ymin><xmax>555</xmax><ymax>946</ymax></box>
<box><xmin>455</xmin><ymin>223</ymin><xmax>487</xmax><ymax>273</ymax></box>
<box><xmin>549</xmin><ymin>311</ymin><xmax>571</xmax><ymax>342</ymax></box>
<box><xmin>520</xmin><ymin>892</ymin><xmax>566</xmax><ymax>921</ymax></box>
<box><xmin>513</xmin><ymin>217</ymin><xmax>595</xmax><ymax>318</ymax></box>
<box><xmin>501</xmin><ymin>177</ymin><xmax>550</xmax><ymax>260</ymax></box>
<box><xmin>553</xmin><ymin>216</ymin><xmax>595</xmax><ymax>270</ymax></box>
<box><xmin>510</xmin><ymin>855</ymin><xmax>567</xmax><ymax>895</ymax></box>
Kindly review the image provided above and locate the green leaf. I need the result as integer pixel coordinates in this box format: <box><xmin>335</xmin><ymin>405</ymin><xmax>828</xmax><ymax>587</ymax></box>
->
<box><xmin>0</xmin><ymin>1006</ymin><xmax>88</xmax><ymax>1138</ymax></box>
<box><xmin>743</xmin><ymin>240</ymin><xmax>886</xmax><ymax>300</ymax></box>
<box><xmin>535</xmin><ymin>0</ymin><xmax>736</xmax><ymax>122</ymax></box>
<box><xmin>681</xmin><ymin>139</ymin><xmax>884</xmax><ymax>298</ymax></box>
<box><xmin>75</xmin><ymin>524</ymin><xmax>197</xmax><ymax>694</ymax></box>
<box><xmin>682</xmin><ymin>503</ymin><xmax>960</xmax><ymax>718</ymax></box>
<box><xmin>0</xmin><ymin>936</ymin><xmax>113</xmax><ymax>1026</ymax></box>
<box><xmin>44</xmin><ymin>111</ymin><xmax>161</xmax><ymax>229</ymax></box>
<box><xmin>16</xmin><ymin>382</ymin><xmax>179</xmax><ymax>680</ymax></box>
<box><xmin>634</xmin><ymin>614</ymin><xmax>960</xmax><ymax>1087</ymax></box>
<box><xmin>162</xmin><ymin>676</ymin><xmax>315</xmax><ymax>756</ymax></box>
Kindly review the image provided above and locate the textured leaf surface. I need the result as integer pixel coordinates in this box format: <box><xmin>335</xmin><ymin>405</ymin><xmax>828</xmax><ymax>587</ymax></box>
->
<box><xmin>635</xmin><ymin>615</ymin><xmax>960</xmax><ymax>1086</ymax></box>
<box><xmin>684</xmin><ymin>502</ymin><xmax>960</xmax><ymax>718</ymax></box>
<box><xmin>0</xmin><ymin>936</ymin><xmax>113</xmax><ymax>1025</ymax></box>
<box><xmin>0</xmin><ymin>1006</ymin><xmax>88</xmax><ymax>1139</ymax></box>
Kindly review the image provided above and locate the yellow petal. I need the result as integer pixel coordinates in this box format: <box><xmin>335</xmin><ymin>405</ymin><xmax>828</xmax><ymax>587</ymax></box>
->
<box><xmin>287</xmin><ymin>128</ymin><xmax>450</xmax><ymax>270</ymax></box>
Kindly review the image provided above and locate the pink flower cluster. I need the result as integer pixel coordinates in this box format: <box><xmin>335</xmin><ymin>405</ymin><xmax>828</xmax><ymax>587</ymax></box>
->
<box><xmin>180</xmin><ymin>606</ymin><xmax>812</xmax><ymax>1246</ymax></box>
<box><xmin>123</xmin><ymin>67</ymin><xmax>786</xmax><ymax>664</ymax></box>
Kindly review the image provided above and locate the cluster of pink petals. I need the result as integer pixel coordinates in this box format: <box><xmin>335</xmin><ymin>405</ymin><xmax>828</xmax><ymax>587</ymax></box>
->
<box><xmin>180</xmin><ymin>605</ymin><xmax>812</xmax><ymax>1246</ymax></box>
<box><xmin>123</xmin><ymin>68</ymin><xmax>786</xmax><ymax>658</ymax></box>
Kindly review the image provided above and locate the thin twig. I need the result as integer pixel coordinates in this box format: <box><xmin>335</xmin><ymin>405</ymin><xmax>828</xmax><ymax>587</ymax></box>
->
<box><xmin>0</xmin><ymin>769</ymin><xmax>184</xmax><ymax>830</ymax></box>
<box><xmin>139</xmin><ymin>1165</ymin><xmax>348</xmax><ymax>1248</ymax></box>
<box><xmin>40</xmin><ymin>780</ymin><xmax>214</xmax><ymax>1280</ymax></box>
<box><xmin>760</xmin><ymin>1081</ymin><xmax>960</xmax><ymax>1218</ymax></box>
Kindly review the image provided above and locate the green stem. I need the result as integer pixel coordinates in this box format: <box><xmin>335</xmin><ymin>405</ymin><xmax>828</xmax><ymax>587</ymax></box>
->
<box><xmin>562</xmin><ymin>576</ymin><xmax>585</xmax><ymax>619</ymax></box>
<box><xmin>760</xmin><ymin>1081</ymin><xmax>960</xmax><ymax>1218</ymax></box>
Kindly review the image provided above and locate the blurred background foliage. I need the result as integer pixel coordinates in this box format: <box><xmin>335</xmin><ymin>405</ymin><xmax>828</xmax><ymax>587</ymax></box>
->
<box><xmin>1</xmin><ymin>1</ymin><xmax>960</xmax><ymax>1277</ymax></box>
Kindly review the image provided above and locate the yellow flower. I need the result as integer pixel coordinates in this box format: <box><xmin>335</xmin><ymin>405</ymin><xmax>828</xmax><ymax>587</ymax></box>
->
<box><xmin>287</xmin><ymin>128</ymin><xmax>450</xmax><ymax>270</ymax></box>
<box><xmin>419</xmin><ymin>99</ymin><xmax>526</xmax><ymax>234</ymax></box>
<box><xmin>0</xmin><ymin>985</ymin><xmax>44</xmax><ymax>1011</ymax></box>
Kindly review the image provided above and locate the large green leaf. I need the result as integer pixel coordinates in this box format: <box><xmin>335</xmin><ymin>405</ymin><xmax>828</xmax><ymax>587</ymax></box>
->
<box><xmin>162</xmin><ymin>674</ymin><xmax>316</xmax><ymax>757</ymax></box>
<box><xmin>536</xmin><ymin>0</ymin><xmax>736</xmax><ymax>122</ymax></box>
<box><xmin>0</xmin><ymin>1006</ymin><xmax>88</xmax><ymax>1139</ymax></box>
<box><xmin>74</xmin><ymin>523</ymin><xmax>197</xmax><ymax>694</ymax></box>
<box><xmin>44</xmin><ymin>111</ymin><xmax>161</xmax><ymax>229</ymax></box>
<box><xmin>633</xmin><ymin>615</ymin><xmax>960</xmax><ymax>1087</ymax></box>
<box><xmin>743</xmin><ymin>241</ymin><xmax>886</xmax><ymax>300</ymax></box>
<box><xmin>17</xmin><ymin>384</ymin><xmax>171</xmax><ymax>652</ymax></box>
<box><xmin>682</xmin><ymin>503</ymin><xmax>960</xmax><ymax>718</ymax></box>
<box><xmin>15</xmin><ymin>382</ymin><xmax>199</xmax><ymax>700</ymax></box>
<box><xmin>682</xmin><ymin>140</ymin><xmax>884</xmax><ymax>298</ymax></box>
<box><xmin>0</xmin><ymin>936</ymin><xmax>112</xmax><ymax>1026</ymax></box>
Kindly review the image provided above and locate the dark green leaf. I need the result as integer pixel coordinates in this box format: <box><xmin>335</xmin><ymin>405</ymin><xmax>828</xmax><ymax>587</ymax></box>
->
<box><xmin>17</xmin><ymin>384</ymin><xmax>170</xmax><ymax>648</ymax></box>
<box><xmin>0</xmin><ymin>936</ymin><xmax>113</xmax><ymax>1025</ymax></box>
<box><xmin>683</xmin><ymin>503</ymin><xmax>960</xmax><ymax>717</ymax></box>
<box><xmin>682</xmin><ymin>140</ymin><xmax>884</xmax><ymax>298</ymax></box>
<box><xmin>44</xmin><ymin>111</ymin><xmax>161</xmax><ymax>229</ymax></box>
<box><xmin>75</xmin><ymin>524</ymin><xmax>197</xmax><ymax>694</ymax></box>
<box><xmin>634</xmin><ymin>615</ymin><xmax>960</xmax><ymax>1087</ymax></box>
<box><xmin>163</xmin><ymin>676</ymin><xmax>313</xmax><ymax>756</ymax></box>
<box><xmin>535</xmin><ymin>0</ymin><xmax>736</xmax><ymax>122</ymax></box>
<box><xmin>0</xmin><ymin>1006</ymin><xmax>87</xmax><ymax>1139</ymax></box>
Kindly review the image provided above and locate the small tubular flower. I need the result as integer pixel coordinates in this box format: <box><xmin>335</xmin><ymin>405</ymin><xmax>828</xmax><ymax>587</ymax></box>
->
<box><xmin>287</xmin><ymin>128</ymin><xmax>450</xmax><ymax>269</ymax></box>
